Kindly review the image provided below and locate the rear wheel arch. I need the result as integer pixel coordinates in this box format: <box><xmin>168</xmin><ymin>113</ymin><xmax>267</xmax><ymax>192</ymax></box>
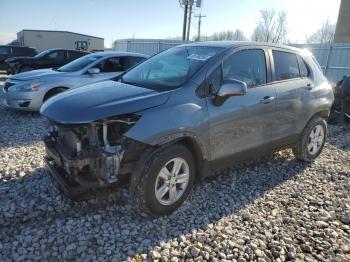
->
<box><xmin>313</xmin><ymin>109</ymin><xmax>330</xmax><ymax>120</ymax></box>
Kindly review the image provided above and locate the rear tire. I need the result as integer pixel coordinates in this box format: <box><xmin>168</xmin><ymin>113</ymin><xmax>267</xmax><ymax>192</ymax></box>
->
<box><xmin>292</xmin><ymin>116</ymin><xmax>327</xmax><ymax>162</ymax></box>
<box><xmin>129</xmin><ymin>144</ymin><xmax>196</xmax><ymax>217</ymax></box>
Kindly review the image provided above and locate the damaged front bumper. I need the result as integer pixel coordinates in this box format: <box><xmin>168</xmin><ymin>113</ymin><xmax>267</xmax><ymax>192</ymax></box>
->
<box><xmin>43</xmin><ymin>117</ymin><xmax>143</xmax><ymax>199</ymax></box>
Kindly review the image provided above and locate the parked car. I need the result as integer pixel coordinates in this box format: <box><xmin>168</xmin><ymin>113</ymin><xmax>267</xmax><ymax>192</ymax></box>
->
<box><xmin>41</xmin><ymin>42</ymin><xmax>334</xmax><ymax>216</ymax></box>
<box><xmin>1</xmin><ymin>52</ymin><xmax>148</xmax><ymax>111</ymax></box>
<box><xmin>332</xmin><ymin>75</ymin><xmax>350</xmax><ymax>122</ymax></box>
<box><xmin>5</xmin><ymin>48</ymin><xmax>89</xmax><ymax>74</ymax></box>
<box><xmin>0</xmin><ymin>45</ymin><xmax>37</xmax><ymax>73</ymax></box>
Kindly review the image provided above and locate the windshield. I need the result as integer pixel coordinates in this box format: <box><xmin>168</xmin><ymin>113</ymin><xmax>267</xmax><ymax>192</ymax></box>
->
<box><xmin>57</xmin><ymin>54</ymin><xmax>102</xmax><ymax>72</ymax></box>
<box><xmin>121</xmin><ymin>46</ymin><xmax>224</xmax><ymax>90</ymax></box>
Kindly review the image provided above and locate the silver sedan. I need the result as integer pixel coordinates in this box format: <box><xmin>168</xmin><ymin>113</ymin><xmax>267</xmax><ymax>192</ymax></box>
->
<box><xmin>1</xmin><ymin>52</ymin><xmax>148</xmax><ymax>111</ymax></box>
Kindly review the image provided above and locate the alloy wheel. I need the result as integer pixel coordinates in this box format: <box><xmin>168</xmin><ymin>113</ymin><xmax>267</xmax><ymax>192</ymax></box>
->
<box><xmin>307</xmin><ymin>125</ymin><xmax>325</xmax><ymax>155</ymax></box>
<box><xmin>154</xmin><ymin>157</ymin><xmax>190</xmax><ymax>206</ymax></box>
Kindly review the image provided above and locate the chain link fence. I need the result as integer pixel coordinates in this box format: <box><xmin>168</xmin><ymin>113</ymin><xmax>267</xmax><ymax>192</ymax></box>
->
<box><xmin>113</xmin><ymin>39</ymin><xmax>350</xmax><ymax>84</ymax></box>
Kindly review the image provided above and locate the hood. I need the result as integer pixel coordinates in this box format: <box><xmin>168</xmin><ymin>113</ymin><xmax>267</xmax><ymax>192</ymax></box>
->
<box><xmin>40</xmin><ymin>81</ymin><xmax>171</xmax><ymax>124</ymax></box>
<box><xmin>5</xmin><ymin>56</ymin><xmax>36</xmax><ymax>63</ymax></box>
<box><xmin>10</xmin><ymin>69</ymin><xmax>64</xmax><ymax>81</ymax></box>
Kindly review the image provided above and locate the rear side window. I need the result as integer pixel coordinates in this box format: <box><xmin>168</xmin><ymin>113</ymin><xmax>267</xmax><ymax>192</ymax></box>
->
<box><xmin>272</xmin><ymin>51</ymin><xmax>300</xmax><ymax>81</ymax></box>
<box><xmin>223</xmin><ymin>49</ymin><xmax>267</xmax><ymax>88</ymax></box>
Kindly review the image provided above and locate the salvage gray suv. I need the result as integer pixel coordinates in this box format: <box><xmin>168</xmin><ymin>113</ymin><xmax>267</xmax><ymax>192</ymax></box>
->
<box><xmin>41</xmin><ymin>42</ymin><xmax>334</xmax><ymax>216</ymax></box>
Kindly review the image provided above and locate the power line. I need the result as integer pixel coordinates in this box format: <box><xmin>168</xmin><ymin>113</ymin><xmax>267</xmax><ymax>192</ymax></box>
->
<box><xmin>194</xmin><ymin>14</ymin><xmax>206</xmax><ymax>41</ymax></box>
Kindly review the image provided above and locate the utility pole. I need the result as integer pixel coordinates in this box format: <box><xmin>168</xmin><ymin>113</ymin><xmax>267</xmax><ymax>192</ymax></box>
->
<box><xmin>182</xmin><ymin>2</ymin><xmax>188</xmax><ymax>41</ymax></box>
<box><xmin>194</xmin><ymin>14</ymin><xmax>206</xmax><ymax>41</ymax></box>
<box><xmin>186</xmin><ymin>3</ymin><xmax>193</xmax><ymax>41</ymax></box>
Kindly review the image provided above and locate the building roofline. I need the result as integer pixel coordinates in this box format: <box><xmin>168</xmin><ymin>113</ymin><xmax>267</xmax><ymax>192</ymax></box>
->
<box><xmin>19</xmin><ymin>29</ymin><xmax>104</xmax><ymax>40</ymax></box>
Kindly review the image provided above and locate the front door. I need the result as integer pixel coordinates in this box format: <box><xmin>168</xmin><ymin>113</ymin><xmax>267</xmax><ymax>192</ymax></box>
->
<box><xmin>206</xmin><ymin>48</ymin><xmax>277</xmax><ymax>163</ymax></box>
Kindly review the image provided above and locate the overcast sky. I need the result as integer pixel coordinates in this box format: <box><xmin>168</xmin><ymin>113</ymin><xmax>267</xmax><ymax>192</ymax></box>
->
<box><xmin>0</xmin><ymin>0</ymin><xmax>341</xmax><ymax>47</ymax></box>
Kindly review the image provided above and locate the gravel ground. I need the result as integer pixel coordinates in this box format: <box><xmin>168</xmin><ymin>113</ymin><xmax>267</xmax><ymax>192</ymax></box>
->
<box><xmin>0</xmin><ymin>105</ymin><xmax>349</xmax><ymax>262</ymax></box>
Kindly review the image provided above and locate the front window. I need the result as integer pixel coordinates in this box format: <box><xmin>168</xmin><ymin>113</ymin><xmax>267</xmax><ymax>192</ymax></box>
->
<box><xmin>121</xmin><ymin>46</ymin><xmax>224</xmax><ymax>90</ymax></box>
<box><xmin>57</xmin><ymin>54</ymin><xmax>102</xmax><ymax>72</ymax></box>
<box><xmin>223</xmin><ymin>49</ymin><xmax>267</xmax><ymax>88</ymax></box>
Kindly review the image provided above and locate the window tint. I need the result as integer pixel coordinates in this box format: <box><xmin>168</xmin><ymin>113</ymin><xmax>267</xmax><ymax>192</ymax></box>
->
<box><xmin>128</xmin><ymin>56</ymin><xmax>146</xmax><ymax>68</ymax></box>
<box><xmin>297</xmin><ymin>56</ymin><xmax>309</xmax><ymax>77</ymax></box>
<box><xmin>0</xmin><ymin>46</ymin><xmax>10</xmax><ymax>55</ymax></box>
<box><xmin>68</xmin><ymin>51</ymin><xmax>84</xmax><ymax>60</ymax></box>
<box><xmin>47</xmin><ymin>50</ymin><xmax>65</xmax><ymax>60</ymax></box>
<box><xmin>273</xmin><ymin>51</ymin><xmax>300</xmax><ymax>81</ymax></box>
<box><xmin>223</xmin><ymin>49</ymin><xmax>266</xmax><ymax>88</ymax></box>
<box><xmin>96</xmin><ymin>57</ymin><xmax>128</xmax><ymax>72</ymax></box>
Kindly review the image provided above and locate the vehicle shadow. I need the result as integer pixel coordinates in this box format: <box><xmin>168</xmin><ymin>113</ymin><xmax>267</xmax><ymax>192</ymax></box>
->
<box><xmin>0</xmin><ymin>107</ymin><xmax>44</xmax><ymax>149</ymax></box>
<box><xmin>0</xmin><ymin>151</ymin><xmax>311</xmax><ymax>260</ymax></box>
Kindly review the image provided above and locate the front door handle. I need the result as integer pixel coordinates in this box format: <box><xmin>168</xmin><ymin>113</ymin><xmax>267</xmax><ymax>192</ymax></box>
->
<box><xmin>260</xmin><ymin>96</ymin><xmax>275</xmax><ymax>104</ymax></box>
<box><xmin>306</xmin><ymin>83</ymin><xmax>314</xmax><ymax>90</ymax></box>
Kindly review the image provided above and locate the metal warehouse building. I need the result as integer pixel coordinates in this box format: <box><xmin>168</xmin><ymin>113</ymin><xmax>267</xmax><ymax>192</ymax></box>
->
<box><xmin>17</xmin><ymin>29</ymin><xmax>104</xmax><ymax>52</ymax></box>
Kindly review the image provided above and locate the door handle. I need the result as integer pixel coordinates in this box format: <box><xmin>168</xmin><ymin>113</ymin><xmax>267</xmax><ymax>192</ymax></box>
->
<box><xmin>306</xmin><ymin>83</ymin><xmax>314</xmax><ymax>90</ymax></box>
<box><xmin>260</xmin><ymin>96</ymin><xmax>275</xmax><ymax>104</ymax></box>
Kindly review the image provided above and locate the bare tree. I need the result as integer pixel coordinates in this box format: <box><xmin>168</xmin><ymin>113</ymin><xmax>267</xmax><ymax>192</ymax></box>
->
<box><xmin>251</xmin><ymin>9</ymin><xmax>288</xmax><ymax>43</ymax></box>
<box><xmin>204</xmin><ymin>29</ymin><xmax>248</xmax><ymax>41</ymax></box>
<box><xmin>306</xmin><ymin>19</ymin><xmax>335</xmax><ymax>44</ymax></box>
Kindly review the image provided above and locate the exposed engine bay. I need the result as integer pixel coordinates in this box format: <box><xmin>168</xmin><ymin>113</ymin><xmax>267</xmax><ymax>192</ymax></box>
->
<box><xmin>44</xmin><ymin>114</ymin><xmax>147</xmax><ymax>193</ymax></box>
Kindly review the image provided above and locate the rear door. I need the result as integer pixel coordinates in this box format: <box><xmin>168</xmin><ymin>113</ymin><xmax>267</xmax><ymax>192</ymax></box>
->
<box><xmin>206</xmin><ymin>48</ymin><xmax>277</xmax><ymax>163</ymax></box>
<box><xmin>268</xmin><ymin>49</ymin><xmax>312</xmax><ymax>146</ymax></box>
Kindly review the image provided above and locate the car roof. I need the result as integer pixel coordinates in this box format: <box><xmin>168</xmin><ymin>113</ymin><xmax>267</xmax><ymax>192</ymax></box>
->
<box><xmin>91</xmin><ymin>51</ymin><xmax>149</xmax><ymax>58</ymax></box>
<box><xmin>181</xmin><ymin>41</ymin><xmax>302</xmax><ymax>53</ymax></box>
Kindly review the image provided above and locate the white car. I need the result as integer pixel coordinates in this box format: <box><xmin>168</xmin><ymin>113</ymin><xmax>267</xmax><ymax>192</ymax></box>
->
<box><xmin>1</xmin><ymin>52</ymin><xmax>148</xmax><ymax>111</ymax></box>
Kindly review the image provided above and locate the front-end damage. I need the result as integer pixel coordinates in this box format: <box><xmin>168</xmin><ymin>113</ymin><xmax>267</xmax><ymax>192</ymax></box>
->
<box><xmin>44</xmin><ymin>114</ymin><xmax>148</xmax><ymax>199</ymax></box>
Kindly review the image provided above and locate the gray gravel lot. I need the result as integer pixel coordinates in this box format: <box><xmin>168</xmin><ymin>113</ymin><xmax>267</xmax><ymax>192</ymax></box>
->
<box><xmin>0</xmin><ymin>103</ymin><xmax>349</xmax><ymax>261</ymax></box>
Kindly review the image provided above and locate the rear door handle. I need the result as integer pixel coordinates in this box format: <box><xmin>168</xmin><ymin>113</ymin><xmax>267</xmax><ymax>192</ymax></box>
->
<box><xmin>306</xmin><ymin>83</ymin><xmax>314</xmax><ymax>90</ymax></box>
<box><xmin>260</xmin><ymin>96</ymin><xmax>275</xmax><ymax>104</ymax></box>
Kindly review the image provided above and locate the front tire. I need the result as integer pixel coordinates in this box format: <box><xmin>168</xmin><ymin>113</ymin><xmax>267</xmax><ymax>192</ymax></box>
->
<box><xmin>130</xmin><ymin>144</ymin><xmax>196</xmax><ymax>216</ymax></box>
<box><xmin>292</xmin><ymin>116</ymin><xmax>327</xmax><ymax>162</ymax></box>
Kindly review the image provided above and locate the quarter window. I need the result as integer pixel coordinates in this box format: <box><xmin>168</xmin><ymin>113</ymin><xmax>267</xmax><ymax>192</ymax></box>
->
<box><xmin>223</xmin><ymin>49</ymin><xmax>267</xmax><ymax>88</ymax></box>
<box><xmin>273</xmin><ymin>51</ymin><xmax>300</xmax><ymax>80</ymax></box>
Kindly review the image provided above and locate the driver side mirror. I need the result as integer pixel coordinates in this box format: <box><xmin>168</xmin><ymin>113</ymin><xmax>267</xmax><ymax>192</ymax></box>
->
<box><xmin>87</xmin><ymin>67</ymin><xmax>100</xmax><ymax>74</ymax></box>
<box><xmin>213</xmin><ymin>79</ymin><xmax>247</xmax><ymax>106</ymax></box>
